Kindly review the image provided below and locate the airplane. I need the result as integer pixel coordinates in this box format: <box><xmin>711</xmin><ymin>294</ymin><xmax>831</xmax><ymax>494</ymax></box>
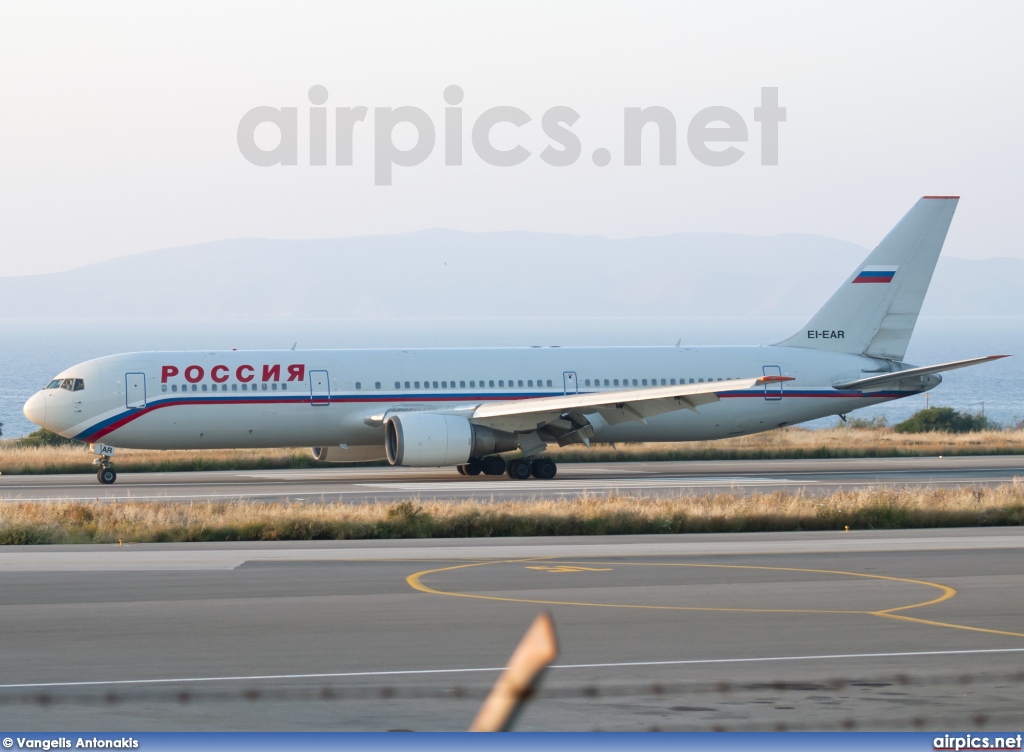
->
<box><xmin>23</xmin><ymin>196</ymin><xmax>1007</xmax><ymax>485</ymax></box>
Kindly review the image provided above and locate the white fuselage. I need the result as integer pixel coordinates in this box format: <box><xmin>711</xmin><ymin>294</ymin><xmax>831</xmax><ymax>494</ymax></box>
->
<box><xmin>26</xmin><ymin>344</ymin><xmax>923</xmax><ymax>452</ymax></box>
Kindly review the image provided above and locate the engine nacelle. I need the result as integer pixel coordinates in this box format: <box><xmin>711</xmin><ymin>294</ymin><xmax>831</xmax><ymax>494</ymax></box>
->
<box><xmin>311</xmin><ymin>445</ymin><xmax>388</xmax><ymax>463</ymax></box>
<box><xmin>384</xmin><ymin>413</ymin><xmax>518</xmax><ymax>467</ymax></box>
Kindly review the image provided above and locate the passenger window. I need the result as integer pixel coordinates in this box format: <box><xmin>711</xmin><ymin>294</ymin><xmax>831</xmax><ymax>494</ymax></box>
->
<box><xmin>630</xmin><ymin>379</ymin><xmax>636</xmax><ymax>386</ymax></box>
<box><xmin>394</xmin><ymin>381</ymin><xmax>400</xmax><ymax>389</ymax></box>
<box><xmin>642</xmin><ymin>379</ymin><xmax>648</xmax><ymax>386</ymax></box>
<box><xmin>161</xmin><ymin>384</ymin><xmax>167</xmax><ymax>392</ymax></box>
<box><xmin>282</xmin><ymin>383</ymin><xmax>288</xmax><ymax>390</ymax></box>
<box><xmin>689</xmin><ymin>378</ymin><xmax>694</xmax><ymax>384</ymax></box>
<box><xmin>241</xmin><ymin>384</ymin><xmax>247</xmax><ymax>391</ymax></box>
<box><xmin>546</xmin><ymin>379</ymin><xmax>552</xmax><ymax>387</ymax></box>
<box><xmin>670</xmin><ymin>378</ymin><xmax>676</xmax><ymax>385</ymax></box>
<box><xmin>232</xmin><ymin>383</ymin><xmax>237</xmax><ymax>391</ymax></box>
<box><xmin>498</xmin><ymin>380</ymin><xmax>504</xmax><ymax>387</ymax></box>
<box><xmin>613</xmin><ymin>379</ymin><xmax>619</xmax><ymax>386</ymax></box>
<box><xmin>469</xmin><ymin>380</ymin><xmax>475</xmax><ymax>388</ymax></box>
<box><xmin>460</xmin><ymin>380</ymin><xmax>465</xmax><ymax>388</ymax></box>
<box><xmin>202</xmin><ymin>384</ymin><xmax>208</xmax><ymax>392</ymax></box>
<box><xmin>404</xmin><ymin>381</ymin><xmax>410</xmax><ymax>389</ymax></box>
<box><xmin>414</xmin><ymin>381</ymin><xmax>420</xmax><ymax>388</ymax></box>
<box><xmin>171</xmin><ymin>384</ymin><xmax>178</xmax><ymax>392</ymax></box>
<box><xmin>441</xmin><ymin>381</ymin><xmax>447</xmax><ymax>388</ymax></box>
<box><xmin>516</xmin><ymin>380</ymin><xmax>522</xmax><ymax>387</ymax></box>
<box><xmin>699</xmin><ymin>378</ymin><xmax>704</xmax><ymax>383</ymax></box>
<box><xmin>661</xmin><ymin>379</ymin><xmax>666</xmax><ymax>385</ymax></box>
<box><xmin>261</xmin><ymin>383</ymin><xmax>267</xmax><ymax>391</ymax></box>
<box><xmin>489</xmin><ymin>380</ymin><xmax>494</xmax><ymax>387</ymax></box>
<box><xmin>355</xmin><ymin>382</ymin><xmax>361</xmax><ymax>390</ymax></box>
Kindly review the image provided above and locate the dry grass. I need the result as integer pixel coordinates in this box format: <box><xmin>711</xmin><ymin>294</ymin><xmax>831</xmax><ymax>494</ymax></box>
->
<box><xmin>0</xmin><ymin>445</ymin><xmax>323</xmax><ymax>475</ymax></box>
<box><xmin>2</xmin><ymin>482</ymin><xmax>1022</xmax><ymax>544</ymax></box>
<box><xmin>3</xmin><ymin>427</ymin><xmax>1024</xmax><ymax>476</ymax></box>
<box><xmin>549</xmin><ymin>427</ymin><xmax>1024</xmax><ymax>462</ymax></box>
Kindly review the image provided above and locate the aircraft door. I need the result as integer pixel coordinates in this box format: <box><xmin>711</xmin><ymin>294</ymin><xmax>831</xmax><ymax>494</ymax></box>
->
<box><xmin>309</xmin><ymin>370</ymin><xmax>330</xmax><ymax>406</ymax></box>
<box><xmin>125</xmin><ymin>372</ymin><xmax>147</xmax><ymax>409</ymax></box>
<box><xmin>762</xmin><ymin>365</ymin><xmax>783</xmax><ymax>401</ymax></box>
<box><xmin>563</xmin><ymin>371</ymin><xmax>578</xmax><ymax>395</ymax></box>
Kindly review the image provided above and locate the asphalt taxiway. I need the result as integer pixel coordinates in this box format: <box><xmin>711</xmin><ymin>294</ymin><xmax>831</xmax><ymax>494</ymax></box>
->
<box><xmin>1</xmin><ymin>528</ymin><xmax>1023</xmax><ymax>731</ymax></box>
<box><xmin>1</xmin><ymin>455</ymin><xmax>1022</xmax><ymax>504</ymax></box>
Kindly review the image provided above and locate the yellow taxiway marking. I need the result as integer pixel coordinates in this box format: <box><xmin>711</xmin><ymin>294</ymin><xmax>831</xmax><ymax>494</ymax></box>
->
<box><xmin>524</xmin><ymin>565</ymin><xmax>614</xmax><ymax>573</ymax></box>
<box><xmin>406</xmin><ymin>558</ymin><xmax>1024</xmax><ymax>639</ymax></box>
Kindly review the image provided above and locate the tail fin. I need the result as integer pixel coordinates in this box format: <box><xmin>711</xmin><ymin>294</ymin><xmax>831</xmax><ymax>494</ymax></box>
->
<box><xmin>776</xmin><ymin>196</ymin><xmax>959</xmax><ymax>360</ymax></box>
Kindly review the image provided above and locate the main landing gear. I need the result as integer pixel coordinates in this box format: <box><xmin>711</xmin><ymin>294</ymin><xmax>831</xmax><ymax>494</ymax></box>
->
<box><xmin>456</xmin><ymin>456</ymin><xmax>557</xmax><ymax>480</ymax></box>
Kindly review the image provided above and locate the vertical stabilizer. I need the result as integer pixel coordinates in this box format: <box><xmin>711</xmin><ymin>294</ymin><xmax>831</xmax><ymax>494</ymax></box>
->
<box><xmin>776</xmin><ymin>196</ymin><xmax>958</xmax><ymax>360</ymax></box>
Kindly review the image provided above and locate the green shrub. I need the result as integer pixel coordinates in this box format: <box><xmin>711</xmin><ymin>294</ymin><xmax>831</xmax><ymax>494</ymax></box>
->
<box><xmin>15</xmin><ymin>428</ymin><xmax>83</xmax><ymax>448</ymax></box>
<box><xmin>894</xmin><ymin>407</ymin><xmax>990</xmax><ymax>434</ymax></box>
<box><xmin>848</xmin><ymin>415</ymin><xmax>888</xmax><ymax>429</ymax></box>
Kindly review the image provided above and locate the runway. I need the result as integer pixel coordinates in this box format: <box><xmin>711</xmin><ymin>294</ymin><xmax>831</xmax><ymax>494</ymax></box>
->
<box><xmin>2</xmin><ymin>455</ymin><xmax>1023</xmax><ymax>504</ymax></box>
<box><xmin>2</xmin><ymin>528</ymin><xmax>1023</xmax><ymax>731</ymax></box>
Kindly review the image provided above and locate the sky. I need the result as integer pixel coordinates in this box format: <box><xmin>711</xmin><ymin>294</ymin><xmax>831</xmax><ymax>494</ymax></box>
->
<box><xmin>1</xmin><ymin>1</ymin><xmax>1022</xmax><ymax>277</ymax></box>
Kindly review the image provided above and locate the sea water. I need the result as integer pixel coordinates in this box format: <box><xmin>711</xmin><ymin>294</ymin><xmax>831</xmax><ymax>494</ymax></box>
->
<box><xmin>1</xmin><ymin>317</ymin><xmax>1020</xmax><ymax>439</ymax></box>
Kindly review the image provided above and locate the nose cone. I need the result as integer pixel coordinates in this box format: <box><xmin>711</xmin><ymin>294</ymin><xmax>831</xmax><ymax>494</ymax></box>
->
<box><xmin>23</xmin><ymin>391</ymin><xmax>46</xmax><ymax>428</ymax></box>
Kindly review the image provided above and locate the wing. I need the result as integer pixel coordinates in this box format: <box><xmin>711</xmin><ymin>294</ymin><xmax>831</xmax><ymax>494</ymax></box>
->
<box><xmin>832</xmin><ymin>355</ymin><xmax>1008</xmax><ymax>392</ymax></box>
<box><xmin>470</xmin><ymin>375</ymin><xmax>793</xmax><ymax>433</ymax></box>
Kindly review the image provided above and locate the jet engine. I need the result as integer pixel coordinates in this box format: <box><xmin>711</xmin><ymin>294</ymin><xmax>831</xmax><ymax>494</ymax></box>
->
<box><xmin>384</xmin><ymin>413</ymin><xmax>518</xmax><ymax>467</ymax></box>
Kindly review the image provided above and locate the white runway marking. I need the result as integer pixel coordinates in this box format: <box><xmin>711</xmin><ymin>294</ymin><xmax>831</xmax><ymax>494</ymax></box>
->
<box><xmin>3</xmin><ymin>647</ymin><xmax>1022</xmax><ymax>690</ymax></box>
<box><xmin>359</xmin><ymin>477</ymin><xmax>815</xmax><ymax>492</ymax></box>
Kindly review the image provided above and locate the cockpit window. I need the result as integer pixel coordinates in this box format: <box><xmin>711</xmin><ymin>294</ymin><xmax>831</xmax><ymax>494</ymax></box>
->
<box><xmin>46</xmin><ymin>377</ymin><xmax>84</xmax><ymax>391</ymax></box>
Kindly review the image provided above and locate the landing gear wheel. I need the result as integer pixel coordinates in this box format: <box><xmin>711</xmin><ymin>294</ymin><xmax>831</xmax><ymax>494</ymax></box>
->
<box><xmin>464</xmin><ymin>459</ymin><xmax>483</xmax><ymax>476</ymax></box>
<box><xmin>482</xmin><ymin>455</ymin><xmax>507</xmax><ymax>476</ymax></box>
<box><xmin>507</xmin><ymin>458</ymin><xmax>533</xmax><ymax>480</ymax></box>
<box><xmin>457</xmin><ymin>465</ymin><xmax>467</xmax><ymax>476</ymax></box>
<box><xmin>97</xmin><ymin>467</ymin><xmax>117</xmax><ymax>485</ymax></box>
<box><xmin>531</xmin><ymin>458</ymin><xmax>557</xmax><ymax>480</ymax></box>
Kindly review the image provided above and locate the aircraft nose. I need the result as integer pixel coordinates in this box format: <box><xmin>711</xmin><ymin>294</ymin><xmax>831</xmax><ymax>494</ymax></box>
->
<box><xmin>23</xmin><ymin>391</ymin><xmax>46</xmax><ymax>428</ymax></box>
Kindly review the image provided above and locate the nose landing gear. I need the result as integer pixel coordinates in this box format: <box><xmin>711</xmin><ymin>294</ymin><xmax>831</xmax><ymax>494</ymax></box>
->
<box><xmin>91</xmin><ymin>443</ymin><xmax>118</xmax><ymax>484</ymax></box>
<box><xmin>97</xmin><ymin>464</ymin><xmax>117</xmax><ymax>485</ymax></box>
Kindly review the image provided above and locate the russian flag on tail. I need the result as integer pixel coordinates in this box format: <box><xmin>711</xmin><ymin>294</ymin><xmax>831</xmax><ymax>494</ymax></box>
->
<box><xmin>853</xmin><ymin>265</ymin><xmax>898</xmax><ymax>284</ymax></box>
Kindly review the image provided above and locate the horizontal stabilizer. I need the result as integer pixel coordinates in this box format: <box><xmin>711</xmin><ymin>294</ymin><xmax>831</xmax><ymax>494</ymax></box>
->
<box><xmin>832</xmin><ymin>355</ymin><xmax>1008</xmax><ymax>391</ymax></box>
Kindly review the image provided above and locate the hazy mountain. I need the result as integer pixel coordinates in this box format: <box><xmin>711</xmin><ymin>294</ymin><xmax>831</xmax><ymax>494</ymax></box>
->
<box><xmin>0</xmin><ymin>230</ymin><xmax>1019</xmax><ymax>319</ymax></box>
